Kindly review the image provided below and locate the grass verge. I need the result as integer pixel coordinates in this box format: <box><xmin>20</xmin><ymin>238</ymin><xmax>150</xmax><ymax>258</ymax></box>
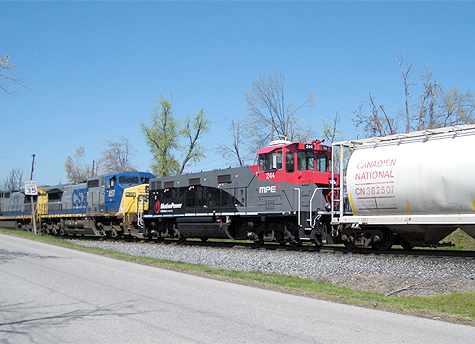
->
<box><xmin>2</xmin><ymin>228</ymin><xmax>474</xmax><ymax>326</ymax></box>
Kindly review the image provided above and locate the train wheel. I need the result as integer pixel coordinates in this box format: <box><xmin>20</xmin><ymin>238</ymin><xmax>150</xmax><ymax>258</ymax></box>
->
<box><xmin>275</xmin><ymin>231</ymin><xmax>286</xmax><ymax>246</ymax></box>
<box><xmin>344</xmin><ymin>241</ymin><xmax>354</xmax><ymax>251</ymax></box>
<box><xmin>253</xmin><ymin>232</ymin><xmax>264</xmax><ymax>245</ymax></box>
<box><xmin>290</xmin><ymin>240</ymin><xmax>301</xmax><ymax>247</ymax></box>
<box><xmin>372</xmin><ymin>229</ymin><xmax>393</xmax><ymax>251</ymax></box>
<box><xmin>397</xmin><ymin>236</ymin><xmax>414</xmax><ymax>250</ymax></box>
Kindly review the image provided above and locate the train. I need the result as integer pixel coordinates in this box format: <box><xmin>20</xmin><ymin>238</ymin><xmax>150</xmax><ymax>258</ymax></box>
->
<box><xmin>331</xmin><ymin>123</ymin><xmax>475</xmax><ymax>250</ymax></box>
<box><xmin>2</xmin><ymin>124</ymin><xmax>475</xmax><ymax>251</ymax></box>
<box><xmin>0</xmin><ymin>171</ymin><xmax>155</xmax><ymax>237</ymax></box>
<box><xmin>143</xmin><ymin>139</ymin><xmax>338</xmax><ymax>246</ymax></box>
<box><xmin>142</xmin><ymin>123</ymin><xmax>475</xmax><ymax>250</ymax></box>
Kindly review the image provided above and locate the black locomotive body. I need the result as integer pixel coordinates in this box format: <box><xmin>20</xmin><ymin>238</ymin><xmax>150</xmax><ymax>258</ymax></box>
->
<box><xmin>144</xmin><ymin>140</ymin><xmax>340</xmax><ymax>245</ymax></box>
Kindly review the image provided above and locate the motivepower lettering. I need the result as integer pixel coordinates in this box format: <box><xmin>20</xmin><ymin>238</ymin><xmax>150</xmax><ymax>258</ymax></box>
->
<box><xmin>161</xmin><ymin>203</ymin><xmax>182</xmax><ymax>209</ymax></box>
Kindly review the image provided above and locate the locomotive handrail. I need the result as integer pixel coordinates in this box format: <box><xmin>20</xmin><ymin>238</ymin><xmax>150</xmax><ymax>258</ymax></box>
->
<box><xmin>292</xmin><ymin>188</ymin><xmax>301</xmax><ymax>227</ymax></box>
<box><xmin>137</xmin><ymin>198</ymin><xmax>144</xmax><ymax>229</ymax></box>
<box><xmin>308</xmin><ymin>187</ymin><xmax>334</xmax><ymax>228</ymax></box>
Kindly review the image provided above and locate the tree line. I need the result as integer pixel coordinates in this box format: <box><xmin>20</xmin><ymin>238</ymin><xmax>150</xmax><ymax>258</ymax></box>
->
<box><xmin>353</xmin><ymin>55</ymin><xmax>475</xmax><ymax>137</ymax></box>
<box><xmin>1</xmin><ymin>54</ymin><xmax>474</xmax><ymax>190</ymax></box>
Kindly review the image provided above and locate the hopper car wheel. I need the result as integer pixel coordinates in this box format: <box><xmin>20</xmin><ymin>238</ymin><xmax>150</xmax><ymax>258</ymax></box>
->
<box><xmin>397</xmin><ymin>236</ymin><xmax>414</xmax><ymax>250</ymax></box>
<box><xmin>254</xmin><ymin>233</ymin><xmax>264</xmax><ymax>245</ymax></box>
<box><xmin>344</xmin><ymin>241</ymin><xmax>354</xmax><ymax>251</ymax></box>
<box><xmin>372</xmin><ymin>229</ymin><xmax>393</xmax><ymax>251</ymax></box>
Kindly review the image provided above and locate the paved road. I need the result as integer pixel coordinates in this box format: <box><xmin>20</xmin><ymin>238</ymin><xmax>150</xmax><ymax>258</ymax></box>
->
<box><xmin>1</xmin><ymin>233</ymin><xmax>475</xmax><ymax>344</ymax></box>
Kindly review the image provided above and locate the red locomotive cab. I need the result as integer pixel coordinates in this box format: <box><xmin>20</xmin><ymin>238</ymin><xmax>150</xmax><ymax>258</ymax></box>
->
<box><xmin>250</xmin><ymin>140</ymin><xmax>340</xmax><ymax>187</ymax></box>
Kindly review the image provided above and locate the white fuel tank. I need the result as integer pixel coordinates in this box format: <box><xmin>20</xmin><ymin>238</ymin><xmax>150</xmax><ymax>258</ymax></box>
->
<box><xmin>346</xmin><ymin>129</ymin><xmax>475</xmax><ymax>217</ymax></box>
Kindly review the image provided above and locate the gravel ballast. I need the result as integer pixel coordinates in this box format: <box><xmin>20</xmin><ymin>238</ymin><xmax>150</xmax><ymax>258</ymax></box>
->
<box><xmin>70</xmin><ymin>239</ymin><xmax>475</xmax><ymax>297</ymax></box>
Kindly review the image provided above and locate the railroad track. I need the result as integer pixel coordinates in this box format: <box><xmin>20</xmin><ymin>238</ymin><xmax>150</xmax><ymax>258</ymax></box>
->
<box><xmin>62</xmin><ymin>235</ymin><xmax>475</xmax><ymax>259</ymax></box>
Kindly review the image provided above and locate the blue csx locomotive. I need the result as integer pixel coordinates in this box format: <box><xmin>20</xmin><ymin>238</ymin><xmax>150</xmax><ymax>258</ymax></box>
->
<box><xmin>0</xmin><ymin>171</ymin><xmax>154</xmax><ymax>237</ymax></box>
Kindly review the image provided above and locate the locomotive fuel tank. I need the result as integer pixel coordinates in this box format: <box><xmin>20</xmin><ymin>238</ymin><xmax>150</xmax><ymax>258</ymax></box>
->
<box><xmin>335</xmin><ymin>124</ymin><xmax>475</xmax><ymax>247</ymax></box>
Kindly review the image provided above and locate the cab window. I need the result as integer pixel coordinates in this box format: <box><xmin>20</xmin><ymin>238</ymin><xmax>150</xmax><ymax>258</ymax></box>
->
<box><xmin>105</xmin><ymin>177</ymin><xmax>116</xmax><ymax>188</ymax></box>
<box><xmin>258</xmin><ymin>150</ymin><xmax>283</xmax><ymax>172</ymax></box>
<box><xmin>316</xmin><ymin>153</ymin><xmax>327</xmax><ymax>172</ymax></box>
<box><xmin>297</xmin><ymin>151</ymin><xmax>314</xmax><ymax>171</ymax></box>
<box><xmin>276</xmin><ymin>150</ymin><xmax>283</xmax><ymax>169</ymax></box>
<box><xmin>285</xmin><ymin>152</ymin><xmax>294</xmax><ymax>173</ymax></box>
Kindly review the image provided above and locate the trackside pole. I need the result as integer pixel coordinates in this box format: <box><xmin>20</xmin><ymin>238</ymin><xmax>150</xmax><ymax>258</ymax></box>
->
<box><xmin>25</xmin><ymin>154</ymin><xmax>37</xmax><ymax>235</ymax></box>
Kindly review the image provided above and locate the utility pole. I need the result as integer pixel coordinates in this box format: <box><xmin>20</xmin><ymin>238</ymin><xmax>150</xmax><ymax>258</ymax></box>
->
<box><xmin>30</xmin><ymin>154</ymin><xmax>35</xmax><ymax>180</ymax></box>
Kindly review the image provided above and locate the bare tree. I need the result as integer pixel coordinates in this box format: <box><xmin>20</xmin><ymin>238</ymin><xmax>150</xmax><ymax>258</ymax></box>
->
<box><xmin>321</xmin><ymin>112</ymin><xmax>344</xmax><ymax>143</ymax></box>
<box><xmin>65</xmin><ymin>147</ymin><xmax>97</xmax><ymax>183</ymax></box>
<box><xmin>415</xmin><ymin>71</ymin><xmax>475</xmax><ymax>130</ymax></box>
<box><xmin>354</xmin><ymin>56</ymin><xmax>475</xmax><ymax>138</ymax></box>
<box><xmin>395</xmin><ymin>54</ymin><xmax>415</xmax><ymax>133</ymax></box>
<box><xmin>0</xmin><ymin>168</ymin><xmax>24</xmax><ymax>191</ymax></box>
<box><xmin>216</xmin><ymin>118</ymin><xmax>247</xmax><ymax>166</ymax></box>
<box><xmin>243</xmin><ymin>68</ymin><xmax>317</xmax><ymax>151</ymax></box>
<box><xmin>0</xmin><ymin>55</ymin><xmax>28</xmax><ymax>94</ymax></box>
<box><xmin>353</xmin><ymin>92</ymin><xmax>397</xmax><ymax>138</ymax></box>
<box><xmin>439</xmin><ymin>86</ymin><xmax>475</xmax><ymax>127</ymax></box>
<box><xmin>100</xmin><ymin>136</ymin><xmax>138</xmax><ymax>174</ymax></box>
<box><xmin>414</xmin><ymin>69</ymin><xmax>442</xmax><ymax>130</ymax></box>
<box><xmin>321</xmin><ymin>113</ymin><xmax>348</xmax><ymax>173</ymax></box>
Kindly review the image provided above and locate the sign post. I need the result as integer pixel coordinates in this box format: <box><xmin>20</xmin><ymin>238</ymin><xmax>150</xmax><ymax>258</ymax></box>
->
<box><xmin>24</xmin><ymin>180</ymin><xmax>38</xmax><ymax>235</ymax></box>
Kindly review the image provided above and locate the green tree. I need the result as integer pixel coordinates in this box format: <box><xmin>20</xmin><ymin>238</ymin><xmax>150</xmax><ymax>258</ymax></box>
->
<box><xmin>141</xmin><ymin>96</ymin><xmax>211</xmax><ymax>177</ymax></box>
<box><xmin>179</xmin><ymin>109</ymin><xmax>211</xmax><ymax>174</ymax></box>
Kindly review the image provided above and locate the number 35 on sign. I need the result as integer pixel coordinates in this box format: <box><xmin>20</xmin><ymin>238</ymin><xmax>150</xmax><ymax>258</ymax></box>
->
<box><xmin>24</xmin><ymin>180</ymin><xmax>38</xmax><ymax>196</ymax></box>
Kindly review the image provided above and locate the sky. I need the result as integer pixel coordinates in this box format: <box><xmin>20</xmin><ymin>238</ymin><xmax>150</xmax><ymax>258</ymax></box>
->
<box><xmin>1</xmin><ymin>1</ymin><xmax>475</xmax><ymax>186</ymax></box>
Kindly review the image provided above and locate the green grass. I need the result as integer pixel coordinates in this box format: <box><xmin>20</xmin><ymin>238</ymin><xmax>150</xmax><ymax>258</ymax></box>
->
<box><xmin>441</xmin><ymin>229</ymin><xmax>475</xmax><ymax>250</ymax></box>
<box><xmin>1</xmin><ymin>228</ymin><xmax>475</xmax><ymax>325</ymax></box>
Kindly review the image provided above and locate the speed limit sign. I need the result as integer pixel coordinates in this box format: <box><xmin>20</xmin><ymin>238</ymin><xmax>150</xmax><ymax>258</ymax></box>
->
<box><xmin>24</xmin><ymin>180</ymin><xmax>38</xmax><ymax>196</ymax></box>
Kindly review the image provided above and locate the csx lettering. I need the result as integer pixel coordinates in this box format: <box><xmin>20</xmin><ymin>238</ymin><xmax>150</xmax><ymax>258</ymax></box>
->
<box><xmin>137</xmin><ymin>194</ymin><xmax>148</xmax><ymax>202</ymax></box>
<box><xmin>259</xmin><ymin>186</ymin><xmax>276</xmax><ymax>193</ymax></box>
<box><xmin>72</xmin><ymin>189</ymin><xmax>88</xmax><ymax>207</ymax></box>
<box><xmin>12</xmin><ymin>195</ymin><xmax>20</xmax><ymax>206</ymax></box>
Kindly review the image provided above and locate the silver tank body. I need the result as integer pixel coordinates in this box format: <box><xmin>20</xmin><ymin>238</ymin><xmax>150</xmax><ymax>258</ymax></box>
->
<box><xmin>334</xmin><ymin>125</ymin><xmax>475</xmax><ymax>243</ymax></box>
<box><xmin>346</xmin><ymin>133</ymin><xmax>475</xmax><ymax>217</ymax></box>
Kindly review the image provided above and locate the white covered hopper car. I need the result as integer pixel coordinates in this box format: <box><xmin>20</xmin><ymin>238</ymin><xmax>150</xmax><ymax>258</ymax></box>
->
<box><xmin>331</xmin><ymin>124</ymin><xmax>475</xmax><ymax>250</ymax></box>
